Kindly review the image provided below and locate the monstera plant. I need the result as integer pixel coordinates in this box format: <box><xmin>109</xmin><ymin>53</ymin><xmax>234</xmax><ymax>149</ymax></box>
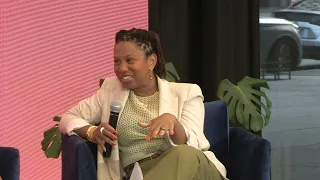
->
<box><xmin>41</xmin><ymin>116</ymin><xmax>62</xmax><ymax>159</ymax></box>
<box><xmin>41</xmin><ymin>62</ymin><xmax>180</xmax><ymax>159</ymax></box>
<box><xmin>217</xmin><ymin>76</ymin><xmax>272</xmax><ymax>132</ymax></box>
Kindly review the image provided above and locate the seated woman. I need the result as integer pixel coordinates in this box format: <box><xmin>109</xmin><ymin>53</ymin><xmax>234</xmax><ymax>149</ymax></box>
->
<box><xmin>59</xmin><ymin>28</ymin><xmax>227</xmax><ymax>180</ymax></box>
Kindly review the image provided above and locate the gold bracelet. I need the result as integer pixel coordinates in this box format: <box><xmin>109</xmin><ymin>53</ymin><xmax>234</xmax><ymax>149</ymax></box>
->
<box><xmin>86</xmin><ymin>126</ymin><xmax>98</xmax><ymax>142</ymax></box>
<box><xmin>88</xmin><ymin>126</ymin><xmax>98</xmax><ymax>142</ymax></box>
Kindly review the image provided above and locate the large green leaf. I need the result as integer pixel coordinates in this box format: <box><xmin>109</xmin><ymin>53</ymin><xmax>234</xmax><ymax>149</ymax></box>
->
<box><xmin>53</xmin><ymin>116</ymin><xmax>61</xmax><ymax>122</ymax></box>
<box><xmin>217</xmin><ymin>76</ymin><xmax>272</xmax><ymax>132</ymax></box>
<box><xmin>44</xmin><ymin>130</ymin><xmax>61</xmax><ymax>158</ymax></box>
<box><xmin>165</xmin><ymin>62</ymin><xmax>180</xmax><ymax>82</ymax></box>
<box><xmin>41</xmin><ymin>122</ymin><xmax>61</xmax><ymax>159</ymax></box>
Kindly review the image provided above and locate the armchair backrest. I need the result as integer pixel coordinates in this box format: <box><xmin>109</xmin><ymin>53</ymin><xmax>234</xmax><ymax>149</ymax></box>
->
<box><xmin>0</xmin><ymin>147</ymin><xmax>20</xmax><ymax>180</ymax></box>
<box><xmin>204</xmin><ymin>100</ymin><xmax>229</xmax><ymax>168</ymax></box>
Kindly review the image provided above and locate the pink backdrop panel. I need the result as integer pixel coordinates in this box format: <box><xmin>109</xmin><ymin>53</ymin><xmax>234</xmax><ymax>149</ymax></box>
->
<box><xmin>0</xmin><ymin>1</ymin><xmax>148</xmax><ymax>179</ymax></box>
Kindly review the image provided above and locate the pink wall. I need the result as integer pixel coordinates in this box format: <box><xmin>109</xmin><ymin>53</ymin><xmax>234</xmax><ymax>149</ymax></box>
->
<box><xmin>0</xmin><ymin>1</ymin><xmax>148</xmax><ymax>179</ymax></box>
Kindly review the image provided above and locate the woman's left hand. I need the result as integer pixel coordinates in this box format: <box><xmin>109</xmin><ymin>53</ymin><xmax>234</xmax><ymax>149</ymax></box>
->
<box><xmin>138</xmin><ymin>113</ymin><xmax>176</xmax><ymax>141</ymax></box>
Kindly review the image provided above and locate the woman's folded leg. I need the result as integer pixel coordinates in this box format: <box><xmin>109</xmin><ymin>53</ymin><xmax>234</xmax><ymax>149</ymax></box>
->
<box><xmin>139</xmin><ymin>145</ymin><xmax>223</xmax><ymax>180</ymax></box>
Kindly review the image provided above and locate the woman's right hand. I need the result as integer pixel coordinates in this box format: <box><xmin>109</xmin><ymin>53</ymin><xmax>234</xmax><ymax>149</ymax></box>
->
<box><xmin>93</xmin><ymin>123</ymin><xmax>119</xmax><ymax>152</ymax></box>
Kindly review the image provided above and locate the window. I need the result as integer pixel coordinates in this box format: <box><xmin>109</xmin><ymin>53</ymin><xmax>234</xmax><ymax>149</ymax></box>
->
<box><xmin>260</xmin><ymin>0</ymin><xmax>320</xmax><ymax>179</ymax></box>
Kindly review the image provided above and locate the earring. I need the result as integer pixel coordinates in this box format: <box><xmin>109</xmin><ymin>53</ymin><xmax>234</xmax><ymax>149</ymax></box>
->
<box><xmin>149</xmin><ymin>70</ymin><xmax>153</xmax><ymax>80</ymax></box>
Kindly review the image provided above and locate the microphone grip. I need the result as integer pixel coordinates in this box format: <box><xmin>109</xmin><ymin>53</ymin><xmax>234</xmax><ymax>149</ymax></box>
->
<box><xmin>103</xmin><ymin>112</ymin><xmax>119</xmax><ymax>158</ymax></box>
<box><xmin>104</xmin><ymin>143</ymin><xmax>113</xmax><ymax>157</ymax></box>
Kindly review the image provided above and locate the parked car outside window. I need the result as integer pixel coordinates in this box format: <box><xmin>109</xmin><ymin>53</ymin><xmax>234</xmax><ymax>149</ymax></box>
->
<box><xmin>273</xmin><ymin>0</ymin><xmax>320</xmax><ymax>60</ymax></box>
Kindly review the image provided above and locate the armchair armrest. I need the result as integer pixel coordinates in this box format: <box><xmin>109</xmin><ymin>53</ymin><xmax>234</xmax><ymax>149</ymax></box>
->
<box><xmin>62</xmin><ymin>134</ymin><xmax>97</xmax><ymax>180</ymax></box>
<box><xmin>228</xmin><ymin>127</ymin><xmax>271</xmax><ymax>180</ymax></box>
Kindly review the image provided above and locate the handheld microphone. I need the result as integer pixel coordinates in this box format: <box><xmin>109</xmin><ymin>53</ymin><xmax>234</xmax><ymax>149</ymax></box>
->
<box><xmin>103</xmin><ymin>100</ymin><xmax>122</xmax><ymax>158</ymax></box>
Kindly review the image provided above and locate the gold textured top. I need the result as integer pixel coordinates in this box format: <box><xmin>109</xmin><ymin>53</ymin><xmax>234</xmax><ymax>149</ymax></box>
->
<box><xmin>117</xmin><ymin>90</ymin><xmax>169</xmax><ymax>167</ymax></box>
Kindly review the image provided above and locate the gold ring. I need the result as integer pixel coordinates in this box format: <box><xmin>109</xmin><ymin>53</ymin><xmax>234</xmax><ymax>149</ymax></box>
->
<box><xmin>160</xmin><ymin>125</ymin><xmax>169</xmax><ymax>131</ymax></box>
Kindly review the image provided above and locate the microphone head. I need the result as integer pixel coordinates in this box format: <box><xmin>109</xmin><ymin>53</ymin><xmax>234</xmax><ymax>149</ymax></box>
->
<box><xmin>110</xmin><ymin>100</ymin><xmax>122</xmax><ymax>113</ymax></box>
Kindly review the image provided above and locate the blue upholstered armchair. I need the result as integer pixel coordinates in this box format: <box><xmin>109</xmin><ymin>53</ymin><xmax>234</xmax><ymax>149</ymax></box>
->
<box><xmin>61</xmin><ymin>100</ymin><xmax>271</xmax><ymax>180</ymax></box>
<box><xmin>0</xmin><ymin>147</ymin><xmax>20</xmax><ymax>180</ymax></box>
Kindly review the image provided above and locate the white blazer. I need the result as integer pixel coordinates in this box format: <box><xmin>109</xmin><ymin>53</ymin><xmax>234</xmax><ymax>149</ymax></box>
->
<box><xmin>59</xmin><ymin>76</ymin><xmax>228</xmax><ymax>180</ymax></box>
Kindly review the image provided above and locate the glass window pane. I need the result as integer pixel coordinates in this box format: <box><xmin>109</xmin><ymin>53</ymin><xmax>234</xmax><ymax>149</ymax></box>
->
<box><xmin>260</xmin><ymin>0</ymin><xmax>320</xmax><ymax>179</ymax></box>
